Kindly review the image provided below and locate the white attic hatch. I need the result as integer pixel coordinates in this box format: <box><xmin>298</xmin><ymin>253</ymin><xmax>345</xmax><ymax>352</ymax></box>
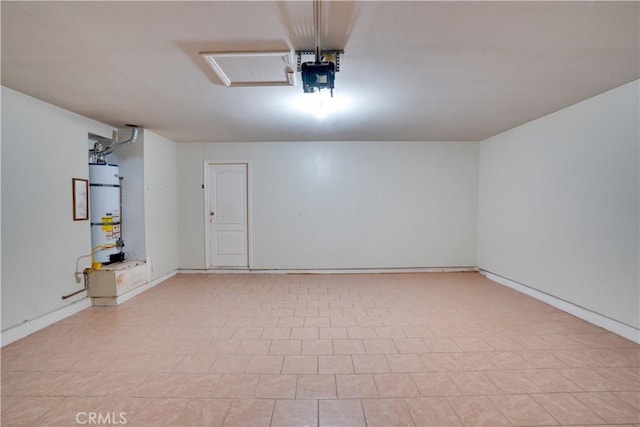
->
<box><xmin>200</xmin><ymin>51</ymin><xmax>296</xmax><ymax>87</ymax></box>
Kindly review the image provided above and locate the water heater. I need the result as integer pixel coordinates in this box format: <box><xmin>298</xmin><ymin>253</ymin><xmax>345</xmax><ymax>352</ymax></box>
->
<box><xmin>89</xmin><ymin>163</ymin><xmax>122</xmax><ymax>264</ymax></box>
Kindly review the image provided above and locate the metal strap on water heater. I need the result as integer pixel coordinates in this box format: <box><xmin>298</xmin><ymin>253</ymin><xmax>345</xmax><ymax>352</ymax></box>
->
<box><xmin>90</xmin><ymin>183</ymin><xmax>120</xmax><ymax>188</ymax></box>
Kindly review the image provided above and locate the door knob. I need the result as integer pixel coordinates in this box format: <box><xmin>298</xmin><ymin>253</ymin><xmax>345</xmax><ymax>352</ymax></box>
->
<box><xmin>210</xmin><ymin>212</ymin><xmax>215</xmax><ymax>223</ymax></box>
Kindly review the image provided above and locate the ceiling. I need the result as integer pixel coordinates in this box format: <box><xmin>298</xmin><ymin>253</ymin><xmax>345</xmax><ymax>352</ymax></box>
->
<box><xmin>2</xmin><ymin>1</ymin><xmax>638</xmax><ymax>143</ymax></box>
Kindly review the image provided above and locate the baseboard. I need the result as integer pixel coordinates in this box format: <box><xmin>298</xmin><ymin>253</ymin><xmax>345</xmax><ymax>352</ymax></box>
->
<box><xmin>480</xmin><ymin>270</ymin><xmax>640</xmax><ymax>344</ymax></box>
<box><xmin>1</xmin><ymin>298</ymin><xmax>93</xmax><ymax>347</ymax></box>
<box><xmin>179</xmin><ymin>267</ymin><xmax>478</xmax><ymax>275</ymax></box>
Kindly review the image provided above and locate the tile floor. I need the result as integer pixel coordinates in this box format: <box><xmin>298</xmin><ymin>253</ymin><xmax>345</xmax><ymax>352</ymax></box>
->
<box><xmin>1</xmin><ymin>272</ymin><xmax>638</xmax><ymax>426</ymax></box>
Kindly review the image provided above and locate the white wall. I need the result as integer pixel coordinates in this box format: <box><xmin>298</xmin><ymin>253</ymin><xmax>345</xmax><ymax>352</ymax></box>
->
<box><xmin>144</xmin><ymin>131</ymin><xmax>178</xmax><ymax>280</ymax></box>
<box><xmin>1</xmin><ymin>87</ymin><xmax>113</xmax><ymax>331</ymax></box>
<box><xmin>177</xmin><ymin>143</ymin><xmax>206</xmax><ymax>268</ymax></box>
<box><xmin>177</xmin><ymin>141</ymin><xmax>478</xmax><ymax>270</ymax></box>
<box><xmin>478</xmin><ymin>80</ymin><xmax>639</xmax><ymax>329</ymax></box>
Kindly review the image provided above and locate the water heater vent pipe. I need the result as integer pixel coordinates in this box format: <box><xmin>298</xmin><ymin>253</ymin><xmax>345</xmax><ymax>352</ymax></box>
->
<box><xmin>102</xmin><ymin>126</ymin><xmax>141</xmax><ymax>156</ymax></box>
<box><xmin>89</xmin><ymin>125</ymin><xmax>142</xmax><ymax>163</ymax></box>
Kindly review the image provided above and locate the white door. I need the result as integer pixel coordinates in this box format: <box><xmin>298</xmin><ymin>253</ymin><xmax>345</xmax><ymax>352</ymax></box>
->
<box><xmin>207</xmin><ymin>163</ymin><xmax>248</xmax><ymax>267</ymax></box>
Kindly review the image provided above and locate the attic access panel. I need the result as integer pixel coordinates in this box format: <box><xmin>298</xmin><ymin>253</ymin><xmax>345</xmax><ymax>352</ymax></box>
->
<box><xmin>200</xmin><ymin>51</ymin><xmax>295</xmax><ymax>87</ymax></box>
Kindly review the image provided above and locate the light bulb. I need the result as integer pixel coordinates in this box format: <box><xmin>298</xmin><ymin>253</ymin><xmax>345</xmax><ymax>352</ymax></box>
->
<box><xmin>294</xmin><ymin>89</ymin><xmax>335</xmax><ymax>119</ymax></box>
<box><xmin>312</xmin><ymin>90</ymin><xmax>334</xmax><ymax>119</ymax></box>
<box><xmin>291</xmin><ymin>90</ymin><xmax>350</xmax><ymax>120</ymax></box>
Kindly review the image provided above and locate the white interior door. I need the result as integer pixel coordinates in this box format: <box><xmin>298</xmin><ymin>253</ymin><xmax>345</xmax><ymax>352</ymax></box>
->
<box><xmin>207</xmin><ymin>163</ymin><xmax>248</xmax><ymax>267</ymax></box>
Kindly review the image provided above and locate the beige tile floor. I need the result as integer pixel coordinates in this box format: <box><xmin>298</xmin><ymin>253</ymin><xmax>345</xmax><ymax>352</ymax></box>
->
<box><xmin>1</xmin><ymin>272</ymin><xmax>638</xmax><ymax>426</ymax></box>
